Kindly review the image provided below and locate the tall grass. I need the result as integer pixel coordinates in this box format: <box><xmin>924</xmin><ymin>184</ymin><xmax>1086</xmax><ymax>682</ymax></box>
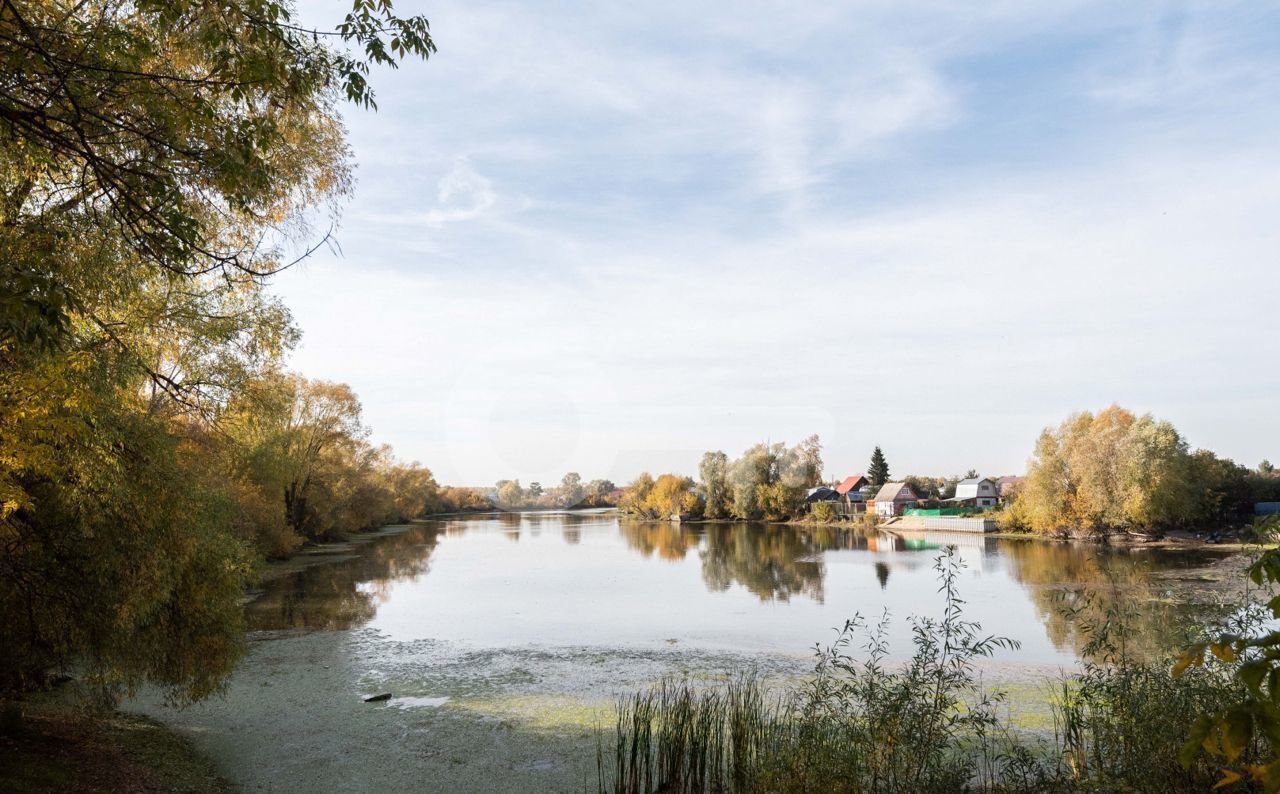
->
<box><xmin>599</xmin><ymin>547</ymin><xmax>1259</xmax><ymax>793</ymax></box>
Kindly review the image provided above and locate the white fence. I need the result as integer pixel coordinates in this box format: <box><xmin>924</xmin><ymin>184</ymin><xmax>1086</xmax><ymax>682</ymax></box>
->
<box><xmin>920</xmin><ymin>517</ymin><xmax>996</xmax><ymax>533</ymax></box>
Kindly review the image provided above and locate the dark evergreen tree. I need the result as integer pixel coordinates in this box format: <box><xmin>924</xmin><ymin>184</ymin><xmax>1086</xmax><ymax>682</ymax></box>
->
<box><xmin>869</xmin><ymin>446</ymin><xmax>890</xmax><ymax>487</ymax></box>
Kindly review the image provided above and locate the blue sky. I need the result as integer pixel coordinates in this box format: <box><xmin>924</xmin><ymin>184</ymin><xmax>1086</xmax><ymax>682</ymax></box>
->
<box><xmin>280</xmin><ymin>0</ymin><xmax>1280</xmax><ymax>486</ymax></box>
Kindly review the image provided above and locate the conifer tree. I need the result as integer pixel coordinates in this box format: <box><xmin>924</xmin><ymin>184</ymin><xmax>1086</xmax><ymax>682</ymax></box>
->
<box><xmin>869</xmin><ymin>446</ymin><xmax>891</xmax><ymax>487</ymax></box>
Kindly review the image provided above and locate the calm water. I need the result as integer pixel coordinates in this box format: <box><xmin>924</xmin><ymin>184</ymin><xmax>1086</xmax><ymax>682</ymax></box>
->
<box><xmin>133</xmin><ymin>512</ymin><xmax>1237</xmax><ymax>792</ymax></box>
<box><xmin>248</xmin><ymin>512</ymin><xmax>1230</xmax><ymax>666</ymax></box>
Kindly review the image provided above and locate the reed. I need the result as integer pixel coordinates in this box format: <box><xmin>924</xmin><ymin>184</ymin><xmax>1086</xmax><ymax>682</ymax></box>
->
<box><xmin>599</xmin><ymin>547</ymin><xmax>1257</xmax><ymax>793</ymax></box>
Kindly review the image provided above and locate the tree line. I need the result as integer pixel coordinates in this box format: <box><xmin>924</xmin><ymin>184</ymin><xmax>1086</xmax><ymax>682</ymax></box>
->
<box><xmin>1</xmin><ymin>0</ymin><xmax>435</xmax><ymax>704</ymax></box>
<box><xmin>620</xmin><ymin>436</ymin><xmax>824</xmax><ymax>520</ymax></box>
<box><xmin>615</xmin><ymin>409</ymin><xmax>1276</xmax><ymax>534</ymax></box>
<box><xmin>493</xmin><ymin>474</ymin><xmax>618</xmax><ymax>510</ymax></box>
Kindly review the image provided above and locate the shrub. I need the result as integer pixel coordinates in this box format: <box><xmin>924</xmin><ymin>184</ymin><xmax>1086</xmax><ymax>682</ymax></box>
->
<box><xmin>599</xmin><ymin>547</ymin><xmax>1257</xmax><ymax>794</ymax></box>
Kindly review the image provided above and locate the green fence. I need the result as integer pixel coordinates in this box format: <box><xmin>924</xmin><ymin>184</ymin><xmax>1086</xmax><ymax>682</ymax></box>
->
<box><xmin>903</xmin><ymin>507</ymin><xmax>970</xmax><ymax>517</ymax></box>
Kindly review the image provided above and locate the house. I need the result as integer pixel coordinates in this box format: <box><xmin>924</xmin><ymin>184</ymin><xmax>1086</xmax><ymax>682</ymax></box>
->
<box><xmin>995</xmin><ymin>476</ymin><xmax>1023</xmax><ymax>499</ymax></box>
<box><xmin>835</xmin><ymin>474</ymin><xmax>873</xmax><ymax>512</ymax></box>
<box><xmin>873</xmin><ymin>482</ymin><xmax>921</xmax><ymax>517</ymax></box>
<box><xmin>946</xmin><ymin>477</ymin><xmax>999</xmax><ymax>510</ymax></box>
<box><xmin>804</xmin><ymin>486</ymin><xmax>840</xmax><ymax>505</ymax></box>
<box><xmin>836</xmin><ymin>474</ymin><xmax>872</xmax><ymax>501</ymax></box>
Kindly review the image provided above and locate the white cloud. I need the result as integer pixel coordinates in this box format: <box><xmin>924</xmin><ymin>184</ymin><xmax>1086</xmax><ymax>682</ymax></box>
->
<box><xmin>282</xmin><ymin>0</ymin><xmax>1280</xmax><ymax>484</ymax></box>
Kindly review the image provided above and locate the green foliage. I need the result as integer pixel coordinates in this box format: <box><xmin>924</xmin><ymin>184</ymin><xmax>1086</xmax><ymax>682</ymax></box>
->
<box><xmin>1176</xmin><ymin>519</ymin><xmax>1280</xmax><ymax>790</ymax></box>
<box><xmin>699</xmin><ymin>452</ymin><xmax>731</xmax><ymax>519</ymax></box>
<box><xmin>600</xmin><ymin>549</ymin><xmax>1025</xmax><ymax>793</ymax></box>
<box><xmin>0</xmin><ymin>367</ymin><xmax>254</xmax><ymax>704</ymax></box>
<box><xmin>0</xmin><ymin>0</ymin><xmax>435</xmax><ymax>704</ymax></box>
<box><xmin>811</xmin><ymin>502</ymin><xmax>836</xmax><ymax>522</ymax></box>
<box><xmin>1057</xmin><ymin>660</ymin><xmax>1245</xmax><ymax>791</ymax></box>
<box><xmin>693</xmin><ymin>437</ymin><xmax>822</xmax><ymax>522</ymax></box>
<box><xmin>600</xmin><ymin>547</ymin><xmax>1256</xmax><ymax>793</ymax></box>
<box><xmin>490</xmin><ymin>473</ymin><xmax>612</xmax><ymax>510</ymax></box>
<box><xmin>868</xmin><ymin>446</ymin><xmax>890</xmax><ymax>487</ymax></box>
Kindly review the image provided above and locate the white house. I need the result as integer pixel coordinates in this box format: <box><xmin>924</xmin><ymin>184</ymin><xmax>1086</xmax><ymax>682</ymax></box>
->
<box><xmin>948</xmin><ymin>477</ymin><xmax>999</xmax><ymax>509</ymax></box>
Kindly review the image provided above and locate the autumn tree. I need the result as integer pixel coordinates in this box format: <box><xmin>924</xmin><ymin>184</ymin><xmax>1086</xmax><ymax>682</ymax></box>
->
<box><xmin>1009</xmin><ymin>405</ymin><xmax>1221</xmax><ymax>535</ymax></box>
<box><xmin>496</xmin><ymin>480</ymin><xmax>526</xmax><ymax>510</ymax></box>
<box><xmin>0</xmin><ymin>0</ymin><xmax>434</xmax><ymax>704</ymax></box>
<box><xmin>646</xmin><ymin>475</ymin><xmax>701</xmax><ymax>520</ymax></box>
<box><xmin>698</xmin><ymin>451</ymin><xmax>731</xmax><ymax>519</ymax></box>
<box><xmin>618</xmin><ymin>473</ymin><xmax>656</xmax><ymax>517</ymax></box>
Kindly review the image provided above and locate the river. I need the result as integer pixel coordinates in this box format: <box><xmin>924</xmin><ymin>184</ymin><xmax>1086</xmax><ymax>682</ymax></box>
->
<box><xmin>126</xmin><ymin>512</ymin><xmax>1241</xmax><ymax>793</ymax></box>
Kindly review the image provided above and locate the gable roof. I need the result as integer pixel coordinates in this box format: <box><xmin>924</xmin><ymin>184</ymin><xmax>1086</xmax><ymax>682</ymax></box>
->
<box><xmin>874</xmin><ymin>482</ymin><xmax>918</xmax><ymax>502</ymax></box>
<box><xmin>957</xmin><ymin>476</ymin><xmax>992</xmax><ymax>486</ymax></box>
<box><xmin>805</xmin><ymin>487</ymin><xmax>840</xmax><ymax>503</ymax></box>
<box><xmin>835</xmin><ymin>474</ymin><xmax>869</xmax><ymax>495</ymax></box>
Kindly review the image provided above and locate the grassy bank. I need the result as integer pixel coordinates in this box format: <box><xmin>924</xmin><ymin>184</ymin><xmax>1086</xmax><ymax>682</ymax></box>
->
<box><xmin>0</xmin><ymin>697</ymin><xmax>233</xmax><ymax>794</ymax></box>
<box><xmin>598</xmin><ymin>548</ymin><xmax>1263</xmax><ymax>793</ymax></box>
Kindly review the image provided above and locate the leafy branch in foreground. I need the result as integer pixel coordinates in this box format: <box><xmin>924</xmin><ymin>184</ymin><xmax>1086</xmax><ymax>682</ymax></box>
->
<box><xmin>1176</xmin><ymin>515</ymin><xmax>1280</xmax><ymax>791</ymax></box>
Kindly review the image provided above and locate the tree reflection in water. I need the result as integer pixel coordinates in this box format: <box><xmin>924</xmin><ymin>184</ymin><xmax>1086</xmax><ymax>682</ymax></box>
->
<box><xmin>1000</xmin><ymin>540</ymin><xmax>1229</xmax><ymax>662</ymax></box>
<box><xmin>699</xmin><ymin>524</ymin><xmax>828</xmax><ymax>603</ymax></box>
<box><xmin>245</xmin><ymin>517</ymin><xmax>1229</xmax><ymax>664</ymax></box>
<box><xmin>620</xmin><ymin>522</ymin><xmax>700</xmax><ymax>561</ymax></box>
<box><xmin>618</xmin><ymin>521</ymin><xmax>929</xmax><ymax>604</ymax></box>
<box><xmin>246</xmin><ymin>524</ymin><xmax>443</xmax><ymax>632</ymax></box>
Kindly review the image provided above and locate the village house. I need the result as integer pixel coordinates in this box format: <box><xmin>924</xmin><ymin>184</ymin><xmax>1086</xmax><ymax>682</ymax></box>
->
<box><xmin>995</xmin><ymin>476</ymin><xmax>1023</xmax><ymax>500</ymax></box>
<box><xmin>835</xmin><ymin>474</ymin><xmax>873</xmax><ymax>513</ymax></box>
<box><xmin>804</xmin><ymin>486</ymin><xmax>840</xmax><ymax>507</ymax></box>
<box><xmin>946</xmin><ymin>476</ymin><xmax>999</xmax><ymax>510</ymax></box>
<box><xmin>873</xmin><ymin>481</ymin><xmax>921</xmax><ymax>517</ymax></box>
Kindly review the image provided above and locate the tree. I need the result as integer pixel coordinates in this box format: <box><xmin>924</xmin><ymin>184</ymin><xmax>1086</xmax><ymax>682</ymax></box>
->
<box><xmin>1</xmin><ymin>0</ymin><xmax>434</xmax><ymax>705</ymax></box>
<box><xmin>787</xmin><ymin>434</ymin><xmax>824</xmax><ymax>489</ymax></box>
<box><xmin>587</xmin><ymin>479</ymin><xmax>616</xmax><ymax>497</ymax></box>
<box><xmin>646</xmin><ymin>475</ymin><xmax>701</xmax><ymax>520</ymax></box>
<box><xmin>496</xmin><ymin>480</ymin><xmax>525</xmax><ymax>510</ymax></box>
<box><xmin>557</xmin><ymin>472</ymin><xmax>585</xmax><ymax>507</ymax></box>
<box><xmin>869</xmin><ymin>446</ymin><xmax>891</xmax><ymax>487</ymax></box>
<box><xmin>619</xmin><ymin>473</ymin><xmax>656</xmax><ymax>517</ymax></box>
<box><xmin>729</xmin><ymin>442</ymin><xmax>783</xmax><ymax>520</ymax></box>
<box><xmin>1010</xmin><ymin>405</ymin><xmax>1211</xmax><ymax>535</ymax></box>
<box><xmin>699</xmin><ymin>451</ymin><xmax>731</xmax><ymax>519</ymax></box>
<box><xmin>1</xmin><ymin>0</ymin><xmax>435</xmax><ymax>354</ymax></box>
<box><xmin>1262</xmin><ymin>460</ymin><xmax>1276</xmax><ymax>475</ymax></box>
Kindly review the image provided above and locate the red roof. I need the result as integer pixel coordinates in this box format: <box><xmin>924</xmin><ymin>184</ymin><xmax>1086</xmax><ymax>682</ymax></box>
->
<box><xmin>835</xmin><ymin>474</ymin><xmax>869</xmax><ymax>495</ymax></box>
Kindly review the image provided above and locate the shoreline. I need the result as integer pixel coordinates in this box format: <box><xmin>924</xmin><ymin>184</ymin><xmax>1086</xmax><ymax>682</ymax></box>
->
<box><xmin>0</xmin><ymin>695</ymin><xmax>234</xmax><ymax>794</ymax></box>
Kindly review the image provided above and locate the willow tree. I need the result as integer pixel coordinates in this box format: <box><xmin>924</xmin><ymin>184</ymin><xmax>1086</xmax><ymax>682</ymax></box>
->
<box><xmin>1011</xmin><ymin>406</ymin><xmax>1200</xmax><ymax>535</ymax></box>
<box><xmin>0</xmin><ymin>0</ymin><xmax>433</xmax><ymax>704</ymax></box>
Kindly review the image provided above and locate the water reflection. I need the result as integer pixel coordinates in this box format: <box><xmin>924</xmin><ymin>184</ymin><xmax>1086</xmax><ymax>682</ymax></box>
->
<box><xmin>700</xmin><ymin>524</ymin><xmax>827</xmax><ymax>603</ymax></box>
<box><xmin>246</xmin><ymin>525</ymin><xmax>441</xmax><ymax>631</ymax></box>
<box><xmin>619</xmin><ymin>522</ymin><xmax>950</xmax><ymax>604</ymax></box>
<box><xmin>620</xmin><ymin>522</ymin><xmax>699</xmax><ymax>561</ymax></box>
<box><xmin>1000</xmin><ymin>540</ymin><xmax>1228</xmax><ymax>660</ymax></box>
<box><xmin>244</xmin><ymin>515</ymin><xmax>1233</xmax><ymax>664</ymax></box>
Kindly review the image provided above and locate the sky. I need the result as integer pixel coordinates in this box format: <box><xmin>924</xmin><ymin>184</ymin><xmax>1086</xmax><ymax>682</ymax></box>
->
<box><xmin>278</xmin><ymin>0</ymin><xmax>1280</xmax><ymax>487</ymax></box>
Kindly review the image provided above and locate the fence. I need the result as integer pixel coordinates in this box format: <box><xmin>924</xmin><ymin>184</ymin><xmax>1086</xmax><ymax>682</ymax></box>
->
<box><xmin>904</xmin><ymin>507</ymin><xmax>970</xmax><ymax>517</ymax></box>
<box><xmin>917</xmin><ymin>516</ymin><xmax>996</xmax><ymax>533</ymax></box>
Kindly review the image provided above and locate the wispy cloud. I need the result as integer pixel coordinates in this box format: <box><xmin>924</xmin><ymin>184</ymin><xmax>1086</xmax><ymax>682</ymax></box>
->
<box><xmin>285</xmin><ymin>0</ymin><xmax>1280</xmax><ymax>483</ymax></box>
